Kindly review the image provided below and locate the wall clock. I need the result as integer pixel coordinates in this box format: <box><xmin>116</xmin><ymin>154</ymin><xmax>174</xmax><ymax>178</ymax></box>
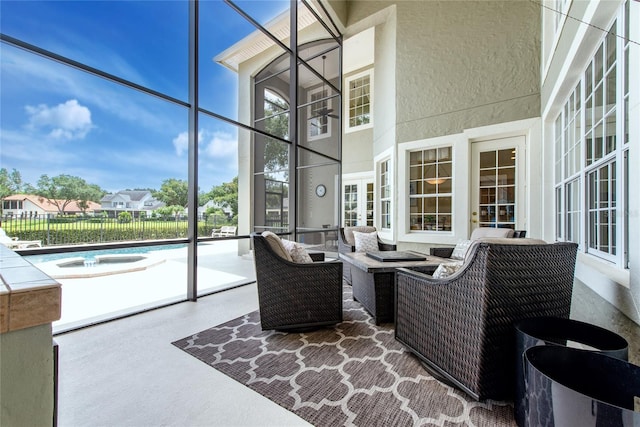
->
<box><xmin>315</xmin><ymin>184</ymin><xmax>326</xmax><ymax>197</ymax></box>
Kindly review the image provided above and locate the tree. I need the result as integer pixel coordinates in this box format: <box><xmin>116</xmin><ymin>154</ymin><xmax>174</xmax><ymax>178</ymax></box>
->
<box><xmin>156</xmin><ymin>205</ymin><xmax>184</xmax><ymax>221</ymax></box>
<box><xmin>208</xmin><ymin>177</ymin><xmax>238</xmax><ymax>221</ymax></box>
<box><xmin>34</xmin><ymin>174</ymin><xmax>105</xmax><ymax>214</ymax></box>
<box><xmin>154</xmin><ymin>178</ymin><xmax>189</xmax><ymax>208</ymax></box>
<box><xmin>0</xmin><ymin>168</ymin><xmax>25</xmax><ymax>199</ymax></box>
<box><xmin>263</xmin><ymin>96</ymin><xmax>289</xmax><ymax>174</ymax></box>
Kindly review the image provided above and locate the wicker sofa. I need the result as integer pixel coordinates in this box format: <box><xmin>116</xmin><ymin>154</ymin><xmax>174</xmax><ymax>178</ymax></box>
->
<box><xmin>395</xmin><ymin>238</ymin><xmax>578</xmax><ymax>401</ymax></box>
<box><xmin>338</xmin><ymin>226</ymin><xmax>396</xmax><ymax>284</ymax></box>
<box><xmin>251</xmin><ymin>232</ymin><xmax>343</xmax><ymax>331</ymax></box>
<box><xmin>429</xmin><ymin>227</ymin><xmax>525</xmax><ymax>259</ymax></box>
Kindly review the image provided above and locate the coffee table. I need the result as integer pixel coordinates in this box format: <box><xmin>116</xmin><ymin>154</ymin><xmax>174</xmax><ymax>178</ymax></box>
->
<box><xmin>339</xmin><ymin>251</ymin><xmax>446</xmax><ymax>324</ymax></box>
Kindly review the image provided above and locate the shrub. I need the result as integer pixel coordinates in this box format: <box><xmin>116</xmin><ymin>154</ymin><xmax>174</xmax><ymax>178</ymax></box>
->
<box><xmin>118</xmin><ymin>212</ymin><xmax>132</xmax><ymax>223</ymax></box>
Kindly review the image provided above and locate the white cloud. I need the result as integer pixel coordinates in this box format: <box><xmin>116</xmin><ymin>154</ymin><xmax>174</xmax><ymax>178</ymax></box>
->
<box><xmin>172</xmin><ymin>131</ymin><xmax>189</xmax><ymax>156</ymax></box>
<box><xmin>172</xmin><ymin>129</ymin><xmax>238</xmax><ymax>159</ymax></box>
<box><xmin>203</xmin><ymin>131</ymin><xmax>237</xmax><ymax>159</ymax></box>
<box><xmin>25</xmin><ymin>99</ymin><xmax>93</xmax><ymax>140</ymax></box>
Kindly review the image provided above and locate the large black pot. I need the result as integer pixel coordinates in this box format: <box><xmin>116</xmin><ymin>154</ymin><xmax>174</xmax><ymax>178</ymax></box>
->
<box><xmin>525</xmin><ymin>346</ymin><xmax>639</xmax><ymax>426</ymax></box>
<box><xmin>514</xmin><ymin>317</ymin><xmax>628</xmax><ymax>426</ymax></box>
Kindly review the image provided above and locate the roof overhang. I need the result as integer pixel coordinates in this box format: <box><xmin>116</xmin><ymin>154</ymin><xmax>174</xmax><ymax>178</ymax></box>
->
<box><xmin>214</xmin><ymin>3</ymin><xmax>320</xmax><ymax>73</ymax></box>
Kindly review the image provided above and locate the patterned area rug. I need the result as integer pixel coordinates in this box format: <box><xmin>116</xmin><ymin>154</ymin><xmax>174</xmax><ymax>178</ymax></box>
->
<box><xmin>172</xmin><ymin>286</ymin><xmax>516</xmax><ymax>426</ymax></box>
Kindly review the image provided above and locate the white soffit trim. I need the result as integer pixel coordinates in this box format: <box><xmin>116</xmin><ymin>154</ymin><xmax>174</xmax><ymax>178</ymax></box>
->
<box><xmin>213</xmin><ymin>5</ymin><xmax>318</xmax><ymax>72</ymax></box>
<box><xmin>343</xmin><ymin>27</ymin><xmax>374</xmax><ymax>74</ymax></box>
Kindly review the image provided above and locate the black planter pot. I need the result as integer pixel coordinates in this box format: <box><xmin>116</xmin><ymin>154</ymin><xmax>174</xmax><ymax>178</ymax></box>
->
<box><xmin>514</xmin><ymin>317</ymin><xmax>628</xmax><ymax>426</ymax></box>
<box><xmin>524</xmin><ymin>346</ymin><xmax>640</xmax><ymax>427</ymax></box>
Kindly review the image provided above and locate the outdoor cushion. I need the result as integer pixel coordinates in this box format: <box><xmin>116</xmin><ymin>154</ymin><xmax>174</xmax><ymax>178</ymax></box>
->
<box><xmin>465</xmin><ymin>237</ymin><xmax>547</xmax><ymax>263</ymax></box>
<box><xmin>344</xmin><ymin>226</ymin><xmax>377</xmax><ymax>246</ymax></box>
<box><xmin>353</xmin><ymin>231</ymin><xmax>379</xmax><ymax>252</ymax></box>
<box><xmin>261</xmin><ymin>231</ymin><xmax>293</xmax><ymax>262</ymax></box>
<box><xmin>281</xmin><ymin>239</ymin><xmax>313</xmax><ymax>263</ymax></box>
<box><xmin>432</xmin><ymin>261</ymin><xmax>464</xmax><ymax>279</ymax></box>
<box><xmin>450</xmin><ymin>240</ymin><xmax>472</xmax><ymax>260</ymax></box>
<box><xmin>469</xmin><ymin>227</ymin><xmax>515</xmax><ymax>239</ymax></box>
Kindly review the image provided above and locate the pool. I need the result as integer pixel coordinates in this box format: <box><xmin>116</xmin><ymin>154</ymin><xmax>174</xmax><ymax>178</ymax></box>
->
<box><xmin>27</xmin><ymin>244</ymin><xmax>186</xmax><ymax>279</ymax></box>
<box><xmin>24</xmin><ymin>244</ymin><xmax>187</xmax><ymax>264</ymax></box>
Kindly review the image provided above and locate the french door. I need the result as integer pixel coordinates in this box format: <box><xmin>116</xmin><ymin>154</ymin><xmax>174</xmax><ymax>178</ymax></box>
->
<box><xmin>471</xmin><ymin>136</ymin><xmax>526</xmax><ymax>232</ymax></box>
<box><xmin>342</xmin><ymin>178</ymin><xmax>374</xmax><ymax>227</ymax></box>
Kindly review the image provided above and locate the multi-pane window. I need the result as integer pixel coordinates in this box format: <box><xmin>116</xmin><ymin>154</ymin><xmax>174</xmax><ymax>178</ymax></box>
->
<box><xmin>380</xmin><ymin>159</ymin><xmax>391</xmax><ymax>229</ymax></box>
<box><xmin>365</xmin><ymin>182</ymin><xmax>374</xmax><ymax>226</ymax></box>
<box><xmin>408</xmin><ymin>147</ymin><xmax>452</xmax><ymax>231</ymax></box>
<box><xmin>308</xmin><ymin>87</ymin><xmax>330</xmax><ymax>139</ymax></box>
<box><xmin>553</xmin><ymin>0</ymin><xmax>570</xmax><ymax>33</ymax></box>
<box><xmin>584</xmin><ymin>21</ymin><xmax>618</xmax><ymax>258</ymax></box>
<box><xmin>554</xmin><ymin>7</ymin><xmax>629</xmax><ymax>265</ymax></box>
<box><xmin>623</xmin><ymin>0</ymin><xmax>630</xmax><ymax>146</ymax></box>
<box><xmin>478</xmin><ymin>149</ymin><xmax>515</xmax><ymax>229</ymax></box>
<box><xmin>346</xmin><ymin>71</ymin><xmax>372</xmax><ymax>131</ymax></box>
<box><xmin>344</xmin><ymin>184</ymin><xmax>357</xmax><ymax>227</ymax></box>
<box><xmin>566</xmin><ymin>179</ymin><xmax>581</xmax><ymax>244</ymax></box>
<box><xmin>2</xmin><ymin>200</ymin><xmax>22</xmax><ymax>210</ymax></box>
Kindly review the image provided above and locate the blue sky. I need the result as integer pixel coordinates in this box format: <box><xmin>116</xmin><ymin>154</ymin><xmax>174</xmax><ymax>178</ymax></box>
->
<box><xmin>0</xmin><ymin>0</ymin><xmax>288</xmax><ymax>193</ymax></box>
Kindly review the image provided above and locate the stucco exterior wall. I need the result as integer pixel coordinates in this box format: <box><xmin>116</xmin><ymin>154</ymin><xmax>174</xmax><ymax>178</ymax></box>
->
<box><xmin>393</xmin><ymin>1</ymin><xmax>540</xmax><ymax>143</ymax></box>
<box><xmin>343</xmin><ymin>0</ymin><xmax>540</xmax><ymax>147</ymax></box>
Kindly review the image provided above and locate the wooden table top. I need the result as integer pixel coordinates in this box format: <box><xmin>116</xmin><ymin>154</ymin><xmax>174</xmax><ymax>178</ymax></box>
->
<box><xmin>339</xmin><ymin>250</ymin><xmax>447</xmax><ymax>273</ymax></box>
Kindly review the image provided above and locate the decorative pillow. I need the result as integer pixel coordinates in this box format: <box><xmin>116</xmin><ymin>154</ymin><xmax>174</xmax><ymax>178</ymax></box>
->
<box><xmin>432</xmin><ymin>261</ymin><xmax>464</xmax><ymax>279</ymax></box>
<box><xmin>353</xmin><ymin>231</ymin><xmax>379</xmax><ymax>252</ymax></box>
<box><xmin>450</xmin><ymin>240</ymin><xmax>472</xmax><ymax>260</ymax></box>
<box><xmin>281</xmin><ymin>239</ymin><xmax>313</xmax><ymax>263</ymax></box>
<box><xmin>261</xmin><ymin>231</ymin><xmax>292</xmax><ymax>262</ymax></box>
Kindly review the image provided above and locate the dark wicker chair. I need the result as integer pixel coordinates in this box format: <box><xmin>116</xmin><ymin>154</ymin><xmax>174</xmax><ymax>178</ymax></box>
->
<box><xmin>251</xmin><ymin>233</ymin><xmax>343</xmax><ymax>331</ymax></box>
<box><xmin>395</xmin><ymin>240</ymin><xmax>578</xmax><ymax>401</ymax></box>
<box><xmin>338</xmin><ymin>226</ymin><xmax>396</xmax><ymax>284</ymax></box>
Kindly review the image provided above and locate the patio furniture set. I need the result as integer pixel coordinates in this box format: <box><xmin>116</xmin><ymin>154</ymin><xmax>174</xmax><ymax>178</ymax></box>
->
<box><xmin>250</xmin><ymin>227</ymin><xmax>637</xmax><ymax>426</ymax></box>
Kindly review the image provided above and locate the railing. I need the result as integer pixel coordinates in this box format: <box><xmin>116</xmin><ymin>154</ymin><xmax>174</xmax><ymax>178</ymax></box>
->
<box><xmin>1</xmin><ymin>214</ymin><xmax>235</xmax><ymax>247</ymax></box>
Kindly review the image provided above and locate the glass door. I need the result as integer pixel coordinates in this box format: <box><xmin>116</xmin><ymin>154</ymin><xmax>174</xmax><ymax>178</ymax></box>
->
<box><xmin>471</xmin><ymin>136</ymin><xmax>526</xmax><ymax>232</ymax></box>
<box><xmin>342</xmin><ymin>178</ymin><xmax>374</xmax><ymax>227</ymax></box>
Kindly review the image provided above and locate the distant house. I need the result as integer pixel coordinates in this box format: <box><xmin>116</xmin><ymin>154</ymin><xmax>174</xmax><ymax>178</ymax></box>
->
<box><xmin>196</xmin><ymin>200</ymin><xmax>233</xmax><ymax>220</ymax></box>
<box><xmin>1</xmin><ymin>194</ymin><xmax>101</xmax><ymax>218</ymax></box>
<box><xmin>100</xmin><ymin>190</ymin><xmax>165</xmax><ymax>218</ymax></box>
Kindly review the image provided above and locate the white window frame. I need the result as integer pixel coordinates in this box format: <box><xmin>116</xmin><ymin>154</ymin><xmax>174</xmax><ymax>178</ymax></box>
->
<box><xmin>307</xmin><ymin>86</ymin><xmax>331</xmax><ymax>141</ymax></box>
<box><xmin>344</xmin><ymin>69</ymin><xmax>373</xmax><ymax>133</ymax></box>
<box><xmin>553</xmin><ymin>6</ymin><xmax>630</xmax><ymax>268</ymax></box>
<box><xmin>374</xmin><ymin>147</ymin><xmax>394</xmax><ymax>241</ymax></box>
<box><xmin>407</xmin><ymin>146</ymin><xmax>454</xmax><ymax>233</ymax></box>
<box><xmin>379</xmin><ymin>158</ymin><xmax>392</xmax><ymax>231</ymax></box>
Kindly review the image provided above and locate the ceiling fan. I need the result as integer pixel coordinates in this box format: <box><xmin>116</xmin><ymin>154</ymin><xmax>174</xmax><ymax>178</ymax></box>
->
<box><xmin>309</xmin><ymin>55</ymin><xmax>338</xmax><ymax>121</ymax></box>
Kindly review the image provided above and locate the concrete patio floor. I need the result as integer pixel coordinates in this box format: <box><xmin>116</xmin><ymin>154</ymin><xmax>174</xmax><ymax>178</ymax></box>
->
<box><xmin>52</xmin><ymin>269</ymin><xmax>638</xmax><ymax>426</ymax></box>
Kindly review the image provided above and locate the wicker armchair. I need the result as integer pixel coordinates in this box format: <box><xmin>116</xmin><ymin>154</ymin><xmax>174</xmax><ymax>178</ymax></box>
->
<box><xmin>395</xmin><ymin>239</ymin><xmax>578</xmax><ymax>401</ymax></box>
<box><xmin>251</xmin><ymin>233</ymin><xmax>343</xmax><ymax>331</ymax></box>
<box><xmin>338</xmin><ymin>226</ymin><xmax>396</xmax><ymax>284</ymax></box>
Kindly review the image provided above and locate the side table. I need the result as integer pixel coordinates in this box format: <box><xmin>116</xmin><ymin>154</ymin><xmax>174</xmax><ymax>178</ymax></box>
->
<box><xmin>525</xmin><ymin>345</ymin><xmax>639</xmax><ymax>426</ymax></box>
<box><xmin>514</xmin><ymin>317</ymin><xmax>629</xmax><ymax>426</ymax></box>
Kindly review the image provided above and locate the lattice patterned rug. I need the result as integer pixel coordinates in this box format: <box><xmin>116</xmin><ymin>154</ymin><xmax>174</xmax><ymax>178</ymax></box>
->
<box><xmin>172</xmin><ymin>286</ymin><xmax>516</xmax><ymax>426</ymax></box>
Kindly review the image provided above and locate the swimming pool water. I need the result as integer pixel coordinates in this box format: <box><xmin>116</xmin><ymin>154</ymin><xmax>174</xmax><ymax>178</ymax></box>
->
<box><xmin>25</xmin><ymin>244</ymin><xmax>188</xmax><ymax>264</ymax></box>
